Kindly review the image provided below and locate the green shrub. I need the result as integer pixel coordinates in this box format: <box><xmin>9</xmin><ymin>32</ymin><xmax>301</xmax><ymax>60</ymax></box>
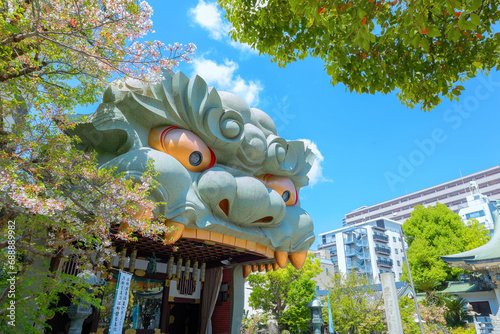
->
<box><xmin>450</xmin><ymin>326</ymin><xmax>476</xmax><ymax>334</ymax></box>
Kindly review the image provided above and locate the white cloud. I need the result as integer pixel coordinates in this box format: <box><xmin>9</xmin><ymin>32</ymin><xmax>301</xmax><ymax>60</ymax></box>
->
<box><xmin>297</xmin><ymin>139</ymin><xmax>332</xmax><ymax>187</ymax></box>
<box><xmin>192</xmin><ymin>57</ymin><xmax>263</xmax><ymax>106</ymax></box>
<box><xmin>188</xmin><ymin>1</ymin><xmax>258</xmax><ymax>54</ymax></box>
<box><xmin>229</xmin><ymin>40</ymin><xmax>259</xmax><ymax>55</ymax></box>
<box><xmin>188</xmin><ymin>0</ymin><xmax>231</xmax><ymax>40</ymax></box>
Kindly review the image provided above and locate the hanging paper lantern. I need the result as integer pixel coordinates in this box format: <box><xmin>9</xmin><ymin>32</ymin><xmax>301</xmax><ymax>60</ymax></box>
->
<box><xmin>176</xmin><ymin>258</ymin><xmax>183</xmax><ymax>279</ymax></box>
<box><xmin>167</xmin><ymin>256</ymin><xmax>175</xmax><ymax>278</ymax></box>
<box><xmin>119</xmin><ymin>248</ymin><xmax>127</xmax><ymax>271</ymax></box>
<box><xmin>200</xmin><ymin>262</ymin><xmax>206</xmax><ymax>282</ymax></box>
<box><xmin>193</xmin><ymin>261</ymin><xmax>199</xmax><ymax>281</ymax></box>
<box><xmin>129</xmin><ymin>249</ymin><xmax>138</xmax><ymax>272</ymax></box>
<box><xmin>184</xmin><ymin>259</ymin><xmax>191</xmax><ymax>278</ymax></box>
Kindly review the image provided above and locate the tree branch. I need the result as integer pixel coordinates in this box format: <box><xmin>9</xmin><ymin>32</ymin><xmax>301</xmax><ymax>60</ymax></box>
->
<box><xmin>0</xmin><ymin>62</ymin><xmax>47</xmax><ymax>82</ymax></box>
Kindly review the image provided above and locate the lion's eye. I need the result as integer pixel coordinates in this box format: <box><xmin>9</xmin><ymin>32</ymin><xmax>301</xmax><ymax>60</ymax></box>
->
<box><xmin>149</xmin><ymin>126</ymin><xmax>216</xmax><ymax>172</ymax></box>
<box><xmin>257</xmin><ymin>174</ymin><xmax>297</xmax><ymax>206</ymax></box>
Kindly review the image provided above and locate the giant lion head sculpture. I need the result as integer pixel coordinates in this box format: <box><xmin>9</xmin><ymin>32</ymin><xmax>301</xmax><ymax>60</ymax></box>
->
<box><xmin>74</xmin><ymin>71</ymin><xmax>315</xmax><ymax>270</ymax></box>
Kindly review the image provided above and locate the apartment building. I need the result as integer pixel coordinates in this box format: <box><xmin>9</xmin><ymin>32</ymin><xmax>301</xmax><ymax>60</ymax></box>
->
<box><xmin>343</xmin><ymin>166</ymin><xmax>500</xmax><ymax>226</ymax></box>
<box><xmin>318</xmin><ymin>218</ymin><xmax>406</xmax><ymax>283</ymax></box>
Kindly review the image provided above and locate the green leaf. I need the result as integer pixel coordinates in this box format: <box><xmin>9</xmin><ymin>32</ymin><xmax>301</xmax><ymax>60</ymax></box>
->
<box><xmin>458</xmin><ymin>16</ymin><xmax>466</xmax><ymax>29</ymax></box>
<box><xmin>427</xmin><ymin>26</ymin><xmax>441</xmax><ymax>38</ymax></box>
<box><xmin>470</xmin><ymin>0</ymin><xmax>482</xmax><ymax>12</ymax></box>
<box><xmin>421</xmin><ymin>38</ymin><xmax>429</xmax><ymax>51</ymax></box>
<box><xmin>464</xmin><ymin>21</ymin><xmax>476</xmax><ymax>30</ymax></box>
<box><xmin>413</xmin><ymin>35</ymin><xmax>421</xmax><ymax>48</ymax></box>
<box><xmin>472</xmin><ymin>61</ymin><xmax>483</xmax><ymax>69</ymax></box>
<box><xmin>469</xmin><ymin>13</ymin><xmax>480</xmax><ymax>27</ymax></box>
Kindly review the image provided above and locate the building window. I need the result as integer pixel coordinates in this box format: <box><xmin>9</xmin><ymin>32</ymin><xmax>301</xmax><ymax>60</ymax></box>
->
<box><xmin>397</xmin><ymin>261</ymin><xmax>401</xmax><ymax>266</ymax></box>
<box><xmin>322</xmin><ymin>235</ymin><xmax>326</xmax><ymax>243</ymax></box>
<box><xmin>465</xmin><ymin>210</ymin><xmax>486</xmax><ymax>220</ymax></box>
<box><xmin>402</xmin><ymin>257</ymin><xmax>405</xmax><ymax>262</ymax></box>
<box><xmin>393</xmin><ymin>237</ymin><xmax>396</xmax><ymax>242</ymax></box>
<box><xmin>395</xmin><ymin>249</ymin><xmax>398</xmax><ymax>254</ymax></box>
<box><xmin>326</xmin><ymin>268</ymin><xmax>329</xmax><ymax>274</ymax></box>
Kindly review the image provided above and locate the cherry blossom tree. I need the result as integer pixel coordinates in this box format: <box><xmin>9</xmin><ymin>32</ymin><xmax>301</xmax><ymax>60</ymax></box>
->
<box><xmin>0</xmin><ymin>1</ymin><xmax>195</xmax><ymax>332</ymax></box>
<box><xmin>0</xmin><ymin>0</ymin><xmax>196</xmax><ymax>114</ymax></box>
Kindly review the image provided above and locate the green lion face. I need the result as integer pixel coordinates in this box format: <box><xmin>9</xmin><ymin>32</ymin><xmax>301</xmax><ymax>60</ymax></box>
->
<box><xmin>74</xmin><ymin>71</ymin><xmax>315</xmax><ymax>268</ymax></box>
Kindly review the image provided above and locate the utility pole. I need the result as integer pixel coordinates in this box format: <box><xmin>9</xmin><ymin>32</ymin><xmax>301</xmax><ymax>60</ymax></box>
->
<box><xmin>400</xmin><ymin>230</ymin><xmax>425</xmax><ymax>334</ymax></box>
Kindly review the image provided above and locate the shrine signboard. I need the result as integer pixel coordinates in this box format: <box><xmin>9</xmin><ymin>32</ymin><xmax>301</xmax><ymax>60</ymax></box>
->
<box><xmin>109</xmin><ymin>271</ymin><xmax>133</xmax><ymax>334</ymax></box>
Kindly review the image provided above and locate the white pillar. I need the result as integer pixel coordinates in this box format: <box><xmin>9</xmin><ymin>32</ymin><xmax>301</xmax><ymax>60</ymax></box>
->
<box><xmin>490</xmin><ymin>287</ymin><xmax>500</xmax><ymax>332</ymax></box>
<box><xmin>230</xmin><ymin>265</ymin><xmax>245</xmax><ymax>334</ymax></box>
<box><xmin>381</xmin><ymin>273</ymin><xmax>404</xmax><ymax>334</ymax></box>
<box><xmin>494</xmin><ymin>288</ymin><xmax>500</xmax><ymax>311</ymax></box>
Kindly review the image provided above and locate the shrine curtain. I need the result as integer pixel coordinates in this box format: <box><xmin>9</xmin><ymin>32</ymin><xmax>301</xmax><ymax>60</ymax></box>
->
<box><xmin>200</xmin><ymin>267</ymin><xmax>223</xmax><ymax>334</ymax></box>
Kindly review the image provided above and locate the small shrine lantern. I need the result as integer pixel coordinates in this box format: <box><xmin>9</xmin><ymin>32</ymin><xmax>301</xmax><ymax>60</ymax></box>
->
<box><xmin>308</xmin><ymin>295</ymin><xmax>324</xmax><ymax>334</ymax></box>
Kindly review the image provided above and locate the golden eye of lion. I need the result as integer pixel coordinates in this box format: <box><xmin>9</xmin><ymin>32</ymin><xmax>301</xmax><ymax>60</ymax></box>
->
<box><xmin>257</xmin><ymin>174</ymin><xmax>298</xmax><ymax>206</ymax></box>
<box><xmin>149</xmin><ymin>126</ymin><xmax>216</xmax><ymax>172</ymax></box>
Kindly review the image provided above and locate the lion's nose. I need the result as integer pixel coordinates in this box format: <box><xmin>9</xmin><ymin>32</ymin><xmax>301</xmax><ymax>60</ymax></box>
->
<box><xmin>197</xmin><ymin>168</ymin><xmax>286</xmax><ymax>226</ymax></box>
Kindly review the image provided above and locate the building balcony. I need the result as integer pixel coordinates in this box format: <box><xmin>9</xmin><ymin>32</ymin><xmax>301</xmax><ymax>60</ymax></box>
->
<box><xmin>377</xmin><ymin>259</ymin><xmax>393</xmax><ymax>267</ymax></box>
<box><xmin>372</xmin><ymin>225</ymin><xmax>387</xmax><ymax>232</ymax></box>
<box><xmin>375</xmin><ymin>246</ymin><xmax>391</xmax><ymax>255</ymax></box>
<box><xmin>373</xmin><ymin>233</ymin><xmax>389</xmax><ymax>243</ymax></box>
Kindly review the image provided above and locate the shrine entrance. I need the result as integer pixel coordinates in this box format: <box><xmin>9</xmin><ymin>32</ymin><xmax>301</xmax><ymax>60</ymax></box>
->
<box><xmin>87</xmin><ymin>230</ymin><xmax>272</xmax><ymax>334</ymax></box>
<box><xmin>167</xmin><ymin>303</ymin><xmax>200</xmax><ymax>334</ymax></box>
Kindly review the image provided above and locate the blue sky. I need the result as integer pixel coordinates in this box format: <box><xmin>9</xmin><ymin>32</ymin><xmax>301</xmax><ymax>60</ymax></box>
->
<box><xmin>79</xmin><ymin>1</ymin><xmax>500</xmax><ymax>249</ymax></box>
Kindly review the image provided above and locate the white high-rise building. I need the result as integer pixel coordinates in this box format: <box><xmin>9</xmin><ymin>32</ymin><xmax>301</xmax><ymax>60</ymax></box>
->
<box><xmin>318</xmin><ymin>218</ymin><xmax>406</xmax><ymax>283</ymax></box>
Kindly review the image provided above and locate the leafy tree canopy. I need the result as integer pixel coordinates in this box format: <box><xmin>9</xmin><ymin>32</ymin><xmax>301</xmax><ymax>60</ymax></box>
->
<box><xmin>324</xmin><ymin>272</ymin><xmax>385</xmax><ymax>334</ymax></box>
<box><xmin>247</xmin><ymin>254</ymin><xmax>321</xmax><ymax>332</ymax></box>
<box><xmin>220</xmin><ymin>0</ymin><xmax>500</xmax><ymax>110</ymax></box>
<box><xmin>401</xmin><ymin>203</ymin><xmax>490</xmax><ymax>283</ymax></box>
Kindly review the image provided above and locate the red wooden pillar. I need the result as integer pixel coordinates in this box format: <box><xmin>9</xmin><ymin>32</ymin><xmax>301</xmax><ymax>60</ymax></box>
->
<box><xmin>160</xmin><ymin>280</ymin><xmax>170</xmax><ymax>334</ymax></box>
